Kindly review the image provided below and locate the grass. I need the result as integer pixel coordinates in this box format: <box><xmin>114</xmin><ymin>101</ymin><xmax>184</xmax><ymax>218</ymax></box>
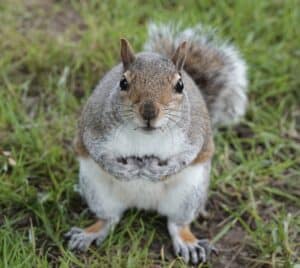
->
<box><xmin>0</xmin><ymin>0</ymin><xmax>299</xmax><ymax>267</ymax></box>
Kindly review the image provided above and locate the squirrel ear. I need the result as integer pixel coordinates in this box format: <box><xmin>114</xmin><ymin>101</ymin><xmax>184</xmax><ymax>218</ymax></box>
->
<box><xmin>120</xmin><ymin>38</ymin><xmax>135</xmax><ymax>69</ymax></box>
<box><xmin>172</xmin><ymin>41</ymin><xmax>187</xmax><ymax>71</ymax></box>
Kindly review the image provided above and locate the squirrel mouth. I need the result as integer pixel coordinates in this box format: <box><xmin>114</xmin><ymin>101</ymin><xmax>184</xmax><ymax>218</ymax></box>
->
<box><xmin>141</xmin><ymin>126</ymin><xmax>156</xmax><ymax>131</ymax></box>
<box><xmin>135</xmin><ymin>124</ymin><xmax>158</xmax><ymax>132</ymax></box>
<box><xmin>141</xmin><ymin>120</ymin><xmax>156</xmax><ymax>131</ymax></box>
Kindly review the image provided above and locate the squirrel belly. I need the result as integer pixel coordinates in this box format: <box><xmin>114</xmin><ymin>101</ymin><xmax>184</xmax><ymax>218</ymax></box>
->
<box><xmin>78</xmin><ymin>156</ymin><xmax>210</xmax><ymax>222</ymax></box>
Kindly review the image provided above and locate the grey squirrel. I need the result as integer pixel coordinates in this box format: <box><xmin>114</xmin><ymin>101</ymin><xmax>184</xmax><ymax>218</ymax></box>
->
<box><xmin>65</xmin><ymin>22</ymin><xmax>247</xmax><ymax>264</ymax></box>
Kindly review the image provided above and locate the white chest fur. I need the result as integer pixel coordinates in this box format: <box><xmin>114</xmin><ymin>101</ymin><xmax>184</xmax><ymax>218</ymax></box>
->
<box><xmin>102</xmin><ymin>123</ymin><xmax>187</xmax><ymax>159</ymax></box>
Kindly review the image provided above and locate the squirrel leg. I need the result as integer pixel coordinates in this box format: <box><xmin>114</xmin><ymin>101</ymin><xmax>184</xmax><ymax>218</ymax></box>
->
<box><xmin>167</xmin><ymin>221</ymin><xmax>217</xmax><ymax>264</ymax></box>
<box><xmin>65</xmin><ymin>217</ymin><xmax>119</xmax><ymax>252</ymax></box>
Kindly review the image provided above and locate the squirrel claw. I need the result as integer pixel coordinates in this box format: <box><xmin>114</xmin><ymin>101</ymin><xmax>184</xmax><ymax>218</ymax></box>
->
<box><xmin>197</xmin><ymin>239</ymin><xmax>218</xmax><ymax>259</ymax></box>
<box><xmin>65</xmin><ymin>227</ymin><xmax>97</xmax><ymax>252</ymax></box>
<box><xmin>174</xmin><ymin>239</ymin><xmax>217</xmax><ymax>264</ymax></box>
<box><xmin>64</xmin><ymin>227</ymin><xmax>82</xmax><ymax>238</ymax></box>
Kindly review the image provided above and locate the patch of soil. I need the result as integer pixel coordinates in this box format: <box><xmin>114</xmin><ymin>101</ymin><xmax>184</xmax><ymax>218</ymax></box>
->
<box><xmin>211</xmin><ymin>227</ymin><xmax>249</xmax><ymax>268</ymax></box>
<box><xmin>21</xmin><ymin>0</ymin><xmax>86</xmax><ymax>40</ymax></box>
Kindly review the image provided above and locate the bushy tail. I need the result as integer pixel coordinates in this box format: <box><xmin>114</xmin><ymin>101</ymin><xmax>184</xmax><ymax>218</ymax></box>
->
<box><xmin>144</xmin><ymin>22</ymin><xmax>248</xmax><ymax>127</ymax></box>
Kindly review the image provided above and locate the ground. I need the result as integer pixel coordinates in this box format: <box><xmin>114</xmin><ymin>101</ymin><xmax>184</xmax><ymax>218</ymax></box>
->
<box><xmin>0</xmin><ymin>0</ymin><xmax>299</xmax><ymax>267</ymax></box>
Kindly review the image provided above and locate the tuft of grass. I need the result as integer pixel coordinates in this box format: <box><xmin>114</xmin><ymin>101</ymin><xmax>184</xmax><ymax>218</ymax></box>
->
<box><xmin>1</xmin><ymin>0</ymin><xmax>299</xmax><ymax>267</ymax></box>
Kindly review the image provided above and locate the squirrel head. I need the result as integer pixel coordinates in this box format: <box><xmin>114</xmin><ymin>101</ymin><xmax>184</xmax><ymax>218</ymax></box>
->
<box><xmin>117</xmin><ymin>38</ymin><xmax>188</xmax><ymax>131</ymax></box>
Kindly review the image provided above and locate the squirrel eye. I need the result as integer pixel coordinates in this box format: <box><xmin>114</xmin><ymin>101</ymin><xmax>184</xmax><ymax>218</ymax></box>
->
<box><xmin>120</xmin><ymin>77</ymin><xmax>129</xmax><ymax>91</ymax></box>
<box><xmin>174</xmin><ymin>78</ymin><xmax>184</xmax><ymax>93</ymax></box>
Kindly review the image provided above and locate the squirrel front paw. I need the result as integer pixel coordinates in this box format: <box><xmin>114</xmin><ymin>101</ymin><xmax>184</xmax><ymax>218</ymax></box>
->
<box><xmin>168</xmin><ymin>222</ymin><xmax>217</xmax><ymax>264</ymax></box>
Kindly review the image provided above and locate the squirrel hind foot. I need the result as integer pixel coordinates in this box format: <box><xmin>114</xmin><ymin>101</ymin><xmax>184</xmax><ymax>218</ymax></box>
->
<box><xmin>65</xmin><ymin>220</ymin><xmax>110</xmax><ymax>252</ymax></box>
<box><xmin>168</xmin><ymin>222</ymin><xmax>217</xmax><ymax>264</ymax></box>
<box><xmin>173</xmin><ymin>237</ymin><xmax>217</xmax><ymax>264</ymax></box>
<box><xmin>65</xmin><ymin>227</ymin><xmax>97</xmax><ymax>252</ymax></box>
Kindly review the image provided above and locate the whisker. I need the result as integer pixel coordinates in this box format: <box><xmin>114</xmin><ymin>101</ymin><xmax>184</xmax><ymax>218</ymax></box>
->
<box><xmin>113</xmin><ymin>123</ymin><xmax>126</xmax><ymax>142</ymax></box>
<box><xmin>163</xmin><ymin>107</ymin><xmax>180</xmax><ymax>112</ymax></box>
<box><xmin>163</xmin><ymin>108</ymin><xmax>188</xmax><ymax>114</ymax></box>
<box><xmin>165</xmin><ymin>111</ymin><xmax>181</xmax><ymax>115</ymax></box>
<box><xmin>165</xmin><ymin>116</ymin><xmax>177</xmax><ymax>124</ymax></box>
<box><xmin>121</xmin><ymin>109</ymin><xmax>136</xmax><ymax>113</ymax></box>
<box><xmin>165</xmin><ymin>121</ymin><xmax>174</xmax><ymax>145</ymax></box>
<box><xmin>121</xmin><ymin>112</ymin><xmax>135</xmax><ymax>117</ymax></box>
<box><xmin>165</xmin><ymin>115</ymin><xmax>183</xmax><ymax>128</ymax></box>
<box><xmin>115</xmin><ymin>103</ymin><xmax>133</xmax><ymax>107</ymax></box>
<box><xmin>165</xmin><ymin>113</ymin><xmax>182</xmax><ymax>119</ymax></box>
<box><xmin>163</xmin><ymin>107</ymin><xmax>178</xmax><ymax>110</ymax></box>
<box><xmin>121</xmin><ymin>115</ymin><xmax>135</xmax><ymax>119</ymax></box>
<box><xmin>121</xmin><ymin>113</ymin><xmax>134</xmax><ymax>116</ymax></box>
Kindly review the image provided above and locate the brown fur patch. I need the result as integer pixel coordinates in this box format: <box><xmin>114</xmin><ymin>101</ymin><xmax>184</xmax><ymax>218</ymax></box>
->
<box><xmin>159</xmin><ymin>89</ymin><xmax>173</xmax><ymax>105</ymax></box>
<box><xmin>85</xmin><ymin>220</ymin><xmax>105</xmax><ymax>233</ymax></box>
<box><xmin>179</xmin><ymin>225</ymin><xmax>197</xmax><ymax>244</ymax></box>
<box><xmin>193</xmin><ymin>136</ymin><xmax>214</xmax><ymax>164</ymax></box>
<box><xmin>184</xmin><ymin>44</ymin><xmax>226</xmax><ymax>111</ymax></box>
<box><xmin>73</xmin><ymin>133</ymin><xmax>88</xmax><ymax>157</ymax></box>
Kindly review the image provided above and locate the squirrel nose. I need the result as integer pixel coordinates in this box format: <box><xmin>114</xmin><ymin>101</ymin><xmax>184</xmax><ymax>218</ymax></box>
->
<box><xmin>139</xmin><ymin>101</ymin><xmax>159</xmax><ymax>121</ymax></box>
